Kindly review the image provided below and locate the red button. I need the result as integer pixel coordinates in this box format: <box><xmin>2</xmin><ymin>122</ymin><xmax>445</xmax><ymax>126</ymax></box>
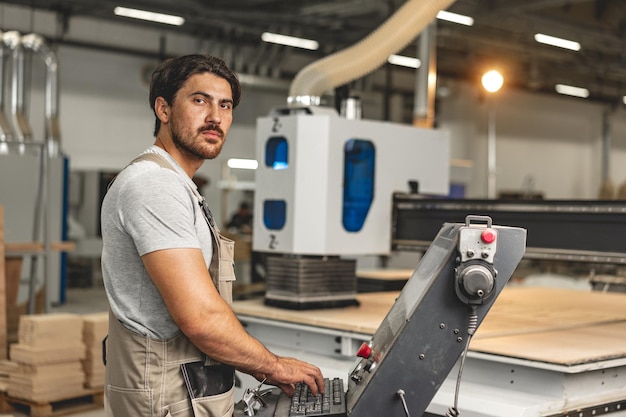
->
<box><xmin>481</xmin><ymin>229</ymin><xmax>496</xmax><ymax>244</ymax></box>
<box><xmin>357</xmin><ymin>342</ymin><xmax>372</xmax><ymax>359</ymax></box>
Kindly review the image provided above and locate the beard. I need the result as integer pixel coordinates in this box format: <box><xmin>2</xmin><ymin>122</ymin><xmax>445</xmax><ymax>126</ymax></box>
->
<box><xmin>170</xmin><ymin>119</ymin><xmax>225</xmax><ymax>160</ymax></box>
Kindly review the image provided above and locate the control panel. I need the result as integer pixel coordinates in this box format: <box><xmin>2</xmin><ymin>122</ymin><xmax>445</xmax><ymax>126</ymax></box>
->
<box><xmin>455</xmin><ymin>215</ymin><xmax>498</xmax><ymax>305</ymax></box>
<box><xmin>345</xmin><ymin>216</ymin><xmax>526</xmax><ymax>417</ymax></box>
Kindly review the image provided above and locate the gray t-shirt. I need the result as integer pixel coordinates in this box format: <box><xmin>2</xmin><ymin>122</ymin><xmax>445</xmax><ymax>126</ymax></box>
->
<box><xmin>101</xmin><ymin>146</ymin><xmax>212</xmax><ymax>339</ymax></box>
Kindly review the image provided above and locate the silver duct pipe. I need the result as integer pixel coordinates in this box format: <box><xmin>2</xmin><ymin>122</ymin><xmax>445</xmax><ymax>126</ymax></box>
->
<box><xmin>22</xmin><ymin>33</ymin><xmax>61</xmax><ymax>157</ymax></box>
<box><xmin>0</xmin><ymin>31</ymin><xmax>16</xmax><ymax>145</ymax></box>
<box><xmin>288</xmin><ymin>0</ymin><xmax>456</xmax><ymax>104</ymax></box>
<box><xmin>601</xmin><ymin>107</ymin><xmax>611</xmax><ymax>184</ymax></box>
<box><xmin>3</xmin><ymin>30</ymin><xmax>32</xmax><ymax>144</ymax></box>
<box><xmin>413</xmin><ymin>22</ymin><xmax>437</xmax><ymax>128</ymax></box>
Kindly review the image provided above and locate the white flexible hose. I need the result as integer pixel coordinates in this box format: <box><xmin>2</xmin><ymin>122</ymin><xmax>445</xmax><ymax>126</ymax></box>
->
<box><xmin>288</xmin><ymin>0</ymin><xmax>456</xmax><ymax>101</ymax></box>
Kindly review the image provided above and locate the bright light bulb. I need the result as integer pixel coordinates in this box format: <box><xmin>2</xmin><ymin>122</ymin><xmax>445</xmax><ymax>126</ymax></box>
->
<box><xmin>227</xmin><ymin>158</ymin><xmax>258</xmax><ymax>170</ymax></box>
<box><xmin>261</xmin><ymin>32</ymin><xmax>319</xmax><ymax>50</ymax></box>
<box><xmin>437</xmin><ymin>10</ymin><xmax>474</xmax><ymax>26</ymax></box>
<box><xmin>387</xmin><ymin>54</ymin><xmax>421</xmax><ymax>69</ymax></box>
<box><xmin>113</xmin><ymin>7</ymin><xmax>184</xmax><ymax>26</ymax></box>
<box><xmin>534</xmin><ymin>34</ymin><xmax>580</xmax><ymax>51</ymax></box>
<box><xmin>482</xmin><ymin>70</ymin><xmax>504</xmax><ymax>93</ymax></box>
<box><xmin>555</xmin><ymin>84</ymin><xmax>589</xmax><ymax>98</ymax></box>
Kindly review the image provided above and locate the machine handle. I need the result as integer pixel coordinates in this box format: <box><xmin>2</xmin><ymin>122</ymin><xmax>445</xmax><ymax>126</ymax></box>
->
<box><xmin>465</xmin><ymin>215</ymin><xmax>492</xmax><ymax>228</ymax></box>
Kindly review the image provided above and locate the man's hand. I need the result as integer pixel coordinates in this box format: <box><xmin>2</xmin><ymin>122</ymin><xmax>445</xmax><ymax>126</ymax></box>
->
<box><xmin>261</xmin><ymin>356</ymin><xmax>325</xmax><ymax>397</ymax></box>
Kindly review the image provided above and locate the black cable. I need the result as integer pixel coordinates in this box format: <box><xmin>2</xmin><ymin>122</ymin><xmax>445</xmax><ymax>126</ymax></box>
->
<box><xmin>446</xmin><ymin>306</ymin><xmax>478</xmax><ymax>417</ymax></box>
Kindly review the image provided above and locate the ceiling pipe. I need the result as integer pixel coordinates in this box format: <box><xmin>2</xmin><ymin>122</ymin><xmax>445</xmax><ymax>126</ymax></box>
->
<box><xmin>288</xmin><ymin>0</ymin><xmax>456</xmax><ymax>106</ymax></box>
<box><xmin>3</xmin><ymin>30</ymin><xmax>33</xmax><ymax>144</ymax></box>
<box><xmin>414</xmin><ymin>22</ymin><xmax>438</xmax><ymax>128</ymax></box>
<box><xmin>22</xmin><ymin>33</ymin><xmax>62</xmax><ymax>157</ymax></box>
<box><xmin>0</xmin><ymin>32</ymin><xmax>16</xmax><ymax>146</ymax></box>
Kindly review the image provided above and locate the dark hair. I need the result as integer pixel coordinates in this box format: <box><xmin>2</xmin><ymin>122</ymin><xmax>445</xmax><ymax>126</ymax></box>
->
<box><xmin>149</xmin><ymin>54</ymin><xmax>242</xmax><ymax>136</ymax></box>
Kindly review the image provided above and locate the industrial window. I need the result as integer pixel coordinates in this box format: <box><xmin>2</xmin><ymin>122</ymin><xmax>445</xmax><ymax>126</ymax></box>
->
<box><xmin>265</xmin><ymin>136</ymin><xmax>288</xmax><ymax>170</ymax></box>
<box><xmin>342</xmin><ymin>139</ymin><xmax>375</xmax><ymax>232</ymax></box>
<box><xmin>263</xmin><ymin>199</ymin><xmax>287</xmax><ymax>230</ymax></box>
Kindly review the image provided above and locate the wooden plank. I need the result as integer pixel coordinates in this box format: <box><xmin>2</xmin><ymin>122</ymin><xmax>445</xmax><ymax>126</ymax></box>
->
<box><xmin>233</xmin><ymin>292</ymin><xmax>397</xmax><ymax>334</ymax></box>
<box><xmin>234</xmin><ymin>287</ymin><xmax>626</xmax><ymax>337</ymax></box>
<box><xmin>233</xmin><ymin>286</ymin><xmax>626</xmax><ymax>365</ymax></box>
<box><xmin>356</xmin><ymin>269</ymin><xmax>413</xmax><ymax>280</ymax></box>
<box><xmin>470</xmin><ymin>321</ymin><xmax>626</xmax><ymax>365</ymax></box>
<box><xmin>476</xmin><ymin>287</ymin><xmax>626</xmax><ymax>338</ymax></box>
<box><xmin>4</xmin><ymin>242</ymin><xmax>75</xmax><ymax>255</ymax></box>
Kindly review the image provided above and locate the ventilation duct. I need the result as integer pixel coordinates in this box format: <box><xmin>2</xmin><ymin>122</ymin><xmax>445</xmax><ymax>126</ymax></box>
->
<box><xmin>414</xmin><ymin>23</ymin><xmax>437</xmax><ymax>128</ymax></box>
<box><xmin>288</xmin><ymin>0</ymin><xmax>456</xmax><ymax>105</ymax></box>
<box><xmin>0</xmin><ymin>31</ymin><xmax>16</xmax><ymax>144</ymax></box>
<box><xmin>3</xmin><ymin>30</ymin><xmax>32</xmax><ymax>144</ymax></box>
<box><xmin>22</xmin><ymin>33</ymin><xmax>61</xmax><ymax>157</ymax></box>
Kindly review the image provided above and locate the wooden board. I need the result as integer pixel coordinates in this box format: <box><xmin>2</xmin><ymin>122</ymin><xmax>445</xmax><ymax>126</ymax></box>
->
<box><xmin>4</xmin><ymin>242</ymin><xmax>75</xmax><ymax>255</ymax></box>
<box><xmin>356</xmin><ymin>269</ymin><xmax>414</xmax><ymax>280</ymax></box>
<box><xmin>476</xmin><ymin>287</ymin><xmax>626</xmax><ymax>338</ymax></box>
<box><xmin>470</xmin><ymin>321</ymin><xmax>626</xmax><ymax>365</ymax></box>
<box><xmin>233</xmin><ymin>292</ymin><xmax>397</xmax><ymax>334</ymax></box>
<box><xmin>233</xmin><ymin>287</ymin><xmax>626</xmax><ymax>365</ymax></box>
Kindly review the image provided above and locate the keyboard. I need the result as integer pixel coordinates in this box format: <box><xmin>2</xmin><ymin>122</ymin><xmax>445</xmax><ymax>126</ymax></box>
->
<box><xmin>288</xmin><ymin>377</ymin><xmax>346</xmax><ymax>416</ymax></box>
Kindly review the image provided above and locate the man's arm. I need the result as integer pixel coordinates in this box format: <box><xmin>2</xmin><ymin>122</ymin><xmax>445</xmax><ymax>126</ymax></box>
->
<box><xmin>142</xmin><ymin>247</ymin><xmax>324</xmax><ymax>396</ymax></box>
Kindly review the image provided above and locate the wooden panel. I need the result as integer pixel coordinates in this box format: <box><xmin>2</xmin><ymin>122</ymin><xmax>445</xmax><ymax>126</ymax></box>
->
<box><xmin>233</xmin><ymin>286</ymin><xmax>626</xmax><ymax>365</ymax></box>
<box><xmin>4</xmin><ymin>241</ymin><xmax>76</xmax><ymax>254</ymax></box>
<box><xmin>233</xmin><ymin>292</ymin><xmax>397</xmax><ymax>334</ymax></box>
<box><xmin>476</xmin><ymin>287</ymin><xmax>626</xmax><ymax>338</ymax></box>
<box><xmin>470</xmin><ymin>321</ymin><xmax>626</xmax><ymax>365</ymax></box>
<box><xmin>356</xmin><ymin>269</ymin><xmax>413</xmax><ymax>280</ymax></box>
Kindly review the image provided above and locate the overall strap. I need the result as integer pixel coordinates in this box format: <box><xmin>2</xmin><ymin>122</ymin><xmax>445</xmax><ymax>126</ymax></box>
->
<box><xmin>126</xmin><ymin>152</ymin><xmax>222</xmax><ymax>291</ymax></box>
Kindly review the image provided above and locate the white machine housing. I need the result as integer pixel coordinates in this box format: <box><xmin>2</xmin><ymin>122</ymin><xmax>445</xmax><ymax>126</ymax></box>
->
<box><xmin>253</xmin><ymin>106</ymin><xmax>450</xmax><ymax>256</ymax></box>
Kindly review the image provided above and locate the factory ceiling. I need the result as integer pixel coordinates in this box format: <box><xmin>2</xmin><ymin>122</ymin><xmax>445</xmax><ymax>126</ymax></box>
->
<box><xmin>1</xmin><ymin>0</ymin><xmax>625</xmax><ymax>107</ymax></box>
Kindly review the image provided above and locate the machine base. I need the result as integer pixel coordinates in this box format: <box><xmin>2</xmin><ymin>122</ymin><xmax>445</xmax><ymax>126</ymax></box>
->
<box><xmin>264</xmin><ymin>297</ymin><xmax>360</xmax><ymax>310</ymax></box>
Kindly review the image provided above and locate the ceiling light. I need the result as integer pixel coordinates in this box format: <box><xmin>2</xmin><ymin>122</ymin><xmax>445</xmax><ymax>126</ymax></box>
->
<box><xmin>261</xmin><ymin>32</ymin><xmax>319</xmax><ymax>50</ymax></box>
<box><xmin>555</xmin><ymin>84</ymin><xmax>589</xmax><ymax>98</ymax></box>
<box><xmin>388</xmin><ymin>54</ymin><xmax>421</xmax><ymax>69</ymax></box>
<box><xmin>481</xmin><ymin>70</ymin><xmax>504</xmax><ymax>93</ymax></box>
<box><xmin>623</xmin><ymin>96</ymin><xmax>626</xmax><ymax>105</ymax></box>
<box><xmin>227</xmin><ymin>158</ymin><xmax>258</xmax><ymax>170</ymax></box>
<box><xmin>534</xmin><ymin>33</ymin><xmax>580</xmax><ymax>51</ymax></box>
<box><xmin>114</xmin><ymin>6</ymin><xmax>184</xmax><ymax>26</ymax></box>
<box><xmin>436</xmin><ymin>10</ymin><xmax>474</xmax><ymax>26</ymax></box>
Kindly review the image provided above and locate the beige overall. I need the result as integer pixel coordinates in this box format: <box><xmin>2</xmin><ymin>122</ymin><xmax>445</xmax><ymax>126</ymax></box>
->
<box><xmin>104</xmin><ymin>153</ymin><xmax>237</xmax><ymax>417</ymax></box>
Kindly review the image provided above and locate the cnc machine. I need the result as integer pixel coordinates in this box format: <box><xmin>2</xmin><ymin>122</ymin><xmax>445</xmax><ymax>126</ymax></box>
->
<box><xmin>252</xmin><ymin>106</ymin><xmax>450</xmax><ymax>309</ymax></box>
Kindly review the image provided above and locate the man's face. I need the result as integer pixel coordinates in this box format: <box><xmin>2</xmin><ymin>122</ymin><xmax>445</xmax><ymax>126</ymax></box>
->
<box><xmin>167</xmin><ymin>72</ymin><xmax>234</xmax><ymax>160</ymax></box>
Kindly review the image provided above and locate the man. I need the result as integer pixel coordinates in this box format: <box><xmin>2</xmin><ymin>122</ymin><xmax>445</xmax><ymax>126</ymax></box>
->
<box><xmin>101</xmin><ymin>54</ymin><xmax>324</xmax><ymax>416</ymax></box>
<box><xmin>227</xmin><ymin>201</ymin><xmax>253</xmax><ymax>234</ymax></box>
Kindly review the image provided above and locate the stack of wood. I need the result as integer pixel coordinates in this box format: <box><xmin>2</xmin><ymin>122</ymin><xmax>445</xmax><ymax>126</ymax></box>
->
<box><xmin>82</xmin><ymin>312</ymin><xmax>108</xmax><ymax>389</ymax></box>
<box><xmin>8</xmin><ymin>313</ymin><xmax>86</xmax><ymax>402</ymax></box>
<box><xmin>0</xmin><ymin>360</ymin><xmax>17</xmax><ymax>391</ymax></box>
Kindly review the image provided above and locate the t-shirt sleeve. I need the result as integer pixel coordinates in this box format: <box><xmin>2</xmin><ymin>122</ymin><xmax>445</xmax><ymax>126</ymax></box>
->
<box><xmin>118</xmin><ymin>169</ymin><xmax>201</xmax><ymax>256</ymax></box>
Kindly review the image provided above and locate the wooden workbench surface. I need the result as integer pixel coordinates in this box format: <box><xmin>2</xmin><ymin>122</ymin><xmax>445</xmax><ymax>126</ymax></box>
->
<box><xmin>355</xmin><ymin>269</ymin><xmax>414</xmax><ymax>281</ymax></box>
<box><xmin>234</xmin><ymin>292</ymin><xmax>397</xmax><ymax>335</ymax></box>
<box><xmin>233</xmin><ymin>287</ymin><xmax>626</xmax><ymax>366</ymax></box>
<box><xmin>471</xmin><ymin>287</ymin><xmax>626</xmax><ymax>365</ymax></box>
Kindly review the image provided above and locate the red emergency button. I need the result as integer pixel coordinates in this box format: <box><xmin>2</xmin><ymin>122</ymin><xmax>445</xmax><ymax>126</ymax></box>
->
<box><xmin>357</xmin><ymin>342</ymin><xmax>372</xmax><ymax>359</ymax></box>
<box><xmin>481</xmin><ymin>229</ymin><xmax>496</xmax><ymax>244</ymax></box>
